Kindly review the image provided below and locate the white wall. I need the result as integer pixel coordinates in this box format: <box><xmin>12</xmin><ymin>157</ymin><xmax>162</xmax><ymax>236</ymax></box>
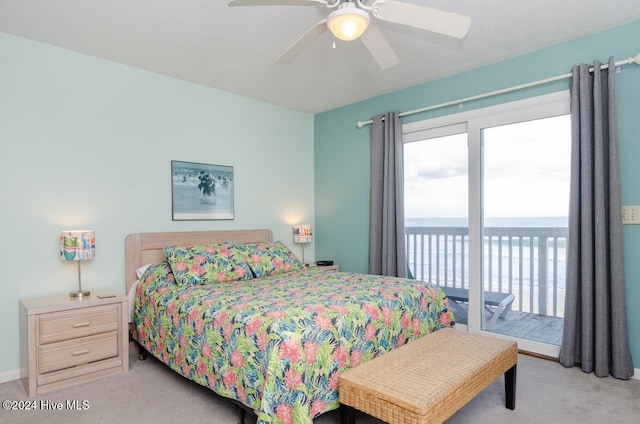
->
<box><xmin>0</xmin><ymin>33</ymin><xmax>315</xmax><ymax>378</ymax></box>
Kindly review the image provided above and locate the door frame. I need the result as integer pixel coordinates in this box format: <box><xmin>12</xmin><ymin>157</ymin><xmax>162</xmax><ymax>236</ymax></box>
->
<box><xmin>403</xmin><ymin>91</ymin><xmax>570</xmax><ymax>357</ymax></box>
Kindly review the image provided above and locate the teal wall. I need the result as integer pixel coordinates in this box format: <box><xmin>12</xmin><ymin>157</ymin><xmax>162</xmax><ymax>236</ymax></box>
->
<box><xmin>315</xmin><ymin>20</ymin><xmax>640</xmax><ymax>368</ymax></box>
<box><xmin>0</xmin><ymin>33</ymin><xmax>314</xmax><ymax>378</ymax></box>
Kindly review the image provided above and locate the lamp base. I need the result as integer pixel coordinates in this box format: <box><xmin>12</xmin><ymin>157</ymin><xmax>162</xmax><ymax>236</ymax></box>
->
<box><xmin>70</xmin><ymin>290</ymin><xmax>91</xmax><ymax>300</ymax></box>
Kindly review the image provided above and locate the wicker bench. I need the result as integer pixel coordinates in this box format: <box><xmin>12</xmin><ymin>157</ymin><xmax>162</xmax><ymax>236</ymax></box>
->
<box><xmin>338</xmin><ymin>328</ymin><xmax>518</xmax><ymax>424</ymax></box>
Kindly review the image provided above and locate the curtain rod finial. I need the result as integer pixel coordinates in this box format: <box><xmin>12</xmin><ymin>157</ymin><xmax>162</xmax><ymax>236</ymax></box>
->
<box><xmin>356</xmin><ymin>121</ymin><xmax>365</xmax><ymax>128</ymax></box>
<box><xmin>631</xmin><ymin>53</ymin><xmax>640</xmax><ymax>65</ymax></box>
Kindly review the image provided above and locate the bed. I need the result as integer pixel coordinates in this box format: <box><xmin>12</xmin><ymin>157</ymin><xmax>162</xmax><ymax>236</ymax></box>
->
<box><xmin>126</xmin><ymin>229</ymin><xmax>455</xmax><ymax>424</ymax></box>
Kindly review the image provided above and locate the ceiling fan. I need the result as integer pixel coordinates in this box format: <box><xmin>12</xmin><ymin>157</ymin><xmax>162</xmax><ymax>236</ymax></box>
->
<box><xmin>228</xmin><ymin>0</ymin><xmax>471</xmax><ymax>69</ymax></box>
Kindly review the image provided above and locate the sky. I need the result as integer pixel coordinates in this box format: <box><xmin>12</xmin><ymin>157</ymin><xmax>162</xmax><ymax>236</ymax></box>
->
<box><xmin>403</xmin><ymin>114</ymin><xmax>571</xmax><ymax>219</ymax></box>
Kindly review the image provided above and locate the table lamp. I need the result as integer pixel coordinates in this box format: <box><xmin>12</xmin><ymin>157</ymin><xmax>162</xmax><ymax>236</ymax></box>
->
<box><xmin>60</xmin><ymin>230</ymin><xmax>95</xmax><ymax>299</ymax></box>
<box><xmin>293</xmin><ymin>224</ymin><xmax>312</xmax><ymax>265</ymax></box>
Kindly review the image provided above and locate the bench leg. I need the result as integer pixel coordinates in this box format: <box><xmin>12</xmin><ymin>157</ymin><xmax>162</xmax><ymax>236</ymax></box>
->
<box><xmin>504</xmin><ymin>364</ymin><xmax>517</xmax><ymax>410</ymax></box>
<box><xmin>340</xmin><ymin>405</ymin><xmax>356</xmax><ymax>424</ymax></box>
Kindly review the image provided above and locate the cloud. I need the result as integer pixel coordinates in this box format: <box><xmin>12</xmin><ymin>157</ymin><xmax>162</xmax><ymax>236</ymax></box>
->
<box><xmin>414</xmin><ymin>162</ymin><xmax>468</xmax><ymax>180</ymax></box>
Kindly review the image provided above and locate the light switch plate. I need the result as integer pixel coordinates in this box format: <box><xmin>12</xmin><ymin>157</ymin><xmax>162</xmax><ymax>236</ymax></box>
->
<box><xmin>622</xmin><ymin>205</ymin><xmax>640</xmax><ymax>224</ymax></box>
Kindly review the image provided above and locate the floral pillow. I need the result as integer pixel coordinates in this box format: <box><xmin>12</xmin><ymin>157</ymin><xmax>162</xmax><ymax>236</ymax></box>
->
<box><xmin>237</xmin><ymin>241</ymin><xmax>304</xmax><ymax>278</ymax></box>
<box><xmin>139</xmin><ymin>261</ymin><xmax>176</xmax><ymax>290</ymax></box>
<box><xmin>132</xmin><ymin>261</ymin><xmax>177</xmax><ymax>323</ymax></box>
<box><xmin>163</xmin><ymin>242</ymin><xmax>253</xmax><ymax>286</ymax></box>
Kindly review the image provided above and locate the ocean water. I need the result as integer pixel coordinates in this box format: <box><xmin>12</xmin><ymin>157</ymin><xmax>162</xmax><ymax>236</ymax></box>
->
<box><xmin>405</xmin><ymin>217</ymin><xmax>568</xmax><ymax>302</ymax></box>
<box><xmin>406</xmin><ymin>216</ymin><xmax>568</xmax><ymax>228</ymax></box>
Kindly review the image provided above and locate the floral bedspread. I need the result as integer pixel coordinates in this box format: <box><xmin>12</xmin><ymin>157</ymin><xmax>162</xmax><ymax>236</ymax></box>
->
<box><xmin>132</xmin><ymin>268</ymin><xmax>454</xmax><ymax>424</ymax></box>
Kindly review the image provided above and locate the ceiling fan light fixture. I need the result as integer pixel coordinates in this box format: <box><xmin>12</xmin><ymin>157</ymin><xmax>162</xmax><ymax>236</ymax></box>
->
<box><xmin>327</xmin><ymin>3</ymin><xmax>370</xmax><ymax>41</ymax></box>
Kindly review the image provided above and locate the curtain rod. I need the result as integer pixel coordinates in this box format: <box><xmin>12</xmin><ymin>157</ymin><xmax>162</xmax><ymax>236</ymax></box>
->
<box><xmin>356</xmin><ymin>53</ymin><xmax>640</xmax><ymax>129</ymax></box>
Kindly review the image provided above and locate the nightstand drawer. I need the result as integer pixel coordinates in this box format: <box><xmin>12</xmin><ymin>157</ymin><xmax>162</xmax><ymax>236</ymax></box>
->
<box><xmin>39</xmin><ymin>304</ymin><xmax>118</xmax><ymax>345</ymax></box>
<box><xmin>38</xmin><ymin>331</ymin><xmax>118</xmax><ymax>374</ymax></box>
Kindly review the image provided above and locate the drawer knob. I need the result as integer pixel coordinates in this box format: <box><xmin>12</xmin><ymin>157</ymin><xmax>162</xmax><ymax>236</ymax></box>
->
<box><xmin>72</xmin><ymin>348</ymin><xmax>91</xmax><ymax>356</ymax></box>
<box><xmin>72</xmin><ymin>321</ymin><xmax>91</xmax><ymax>328</ymax></box>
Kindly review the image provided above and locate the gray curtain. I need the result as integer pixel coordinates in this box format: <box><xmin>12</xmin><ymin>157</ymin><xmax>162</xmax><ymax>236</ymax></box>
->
<box><xmin>369</xmin><ymin>111</ymin><xmax>407</xmax><ymax>277</ymax></box>
<box><xmin>559</xmin><ymin>57</ymin><xmax>634</xmax><ymax>379</ymax></box>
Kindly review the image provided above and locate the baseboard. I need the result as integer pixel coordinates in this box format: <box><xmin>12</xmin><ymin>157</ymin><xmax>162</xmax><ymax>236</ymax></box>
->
<box><xmin>0</xmin><ymin>369</ymin><xmax>20</xmax><ymax>384</ymax></box>
<box><xmin>520</xmin><ymin>352</ymin><xmax>640</xmax><ymax>381</ymax></box>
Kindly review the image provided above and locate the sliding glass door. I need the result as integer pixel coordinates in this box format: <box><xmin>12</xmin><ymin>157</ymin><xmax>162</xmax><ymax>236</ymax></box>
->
<box><xmin>404</xmin><ymin>131</ymin><xmax>469</xmax><ymax>323</ymax></box>
<box><xmin>403</xmin><ymin>91</ymin><xmax>571</xmax><ymax>356</ymax></box>
<box><xmin>480</xmin><ymin>116</ymin><xmax>570</xmax><ymax>351</ymax></box>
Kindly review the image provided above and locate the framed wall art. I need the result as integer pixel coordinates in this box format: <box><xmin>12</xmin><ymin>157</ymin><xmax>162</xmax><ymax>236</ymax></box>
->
<box><xmin>171</xmin><ymin>160</ymin><xmax>234</xmax><ymax>220</ymax></box>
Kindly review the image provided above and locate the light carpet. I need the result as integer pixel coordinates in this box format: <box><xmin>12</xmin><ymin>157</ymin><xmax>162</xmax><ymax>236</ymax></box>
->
<box><xmin>1</xmin><ymin>348</ymin><xmax>638</xmax><ymax>423</ymax></box>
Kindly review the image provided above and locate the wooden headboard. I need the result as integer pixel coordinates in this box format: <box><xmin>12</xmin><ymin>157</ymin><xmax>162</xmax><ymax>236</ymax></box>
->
<box><xmin>124</xmin><ymin>229</ymin><xmax>273</xmax><ymax>293</ymax></box>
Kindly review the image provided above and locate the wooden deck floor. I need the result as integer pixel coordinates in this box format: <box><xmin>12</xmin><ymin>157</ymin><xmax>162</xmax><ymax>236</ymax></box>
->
<box><xmin>449</xmin><ymin>302</ymin><xmax>564</xmax><ymax>346</ymax></box>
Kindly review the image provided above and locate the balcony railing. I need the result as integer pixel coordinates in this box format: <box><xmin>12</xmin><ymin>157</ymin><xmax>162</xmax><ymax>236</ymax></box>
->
<box><xmin>406</xmin><ymin>226</ymin><xmax>568</xmax><ymax>318</ymax></box>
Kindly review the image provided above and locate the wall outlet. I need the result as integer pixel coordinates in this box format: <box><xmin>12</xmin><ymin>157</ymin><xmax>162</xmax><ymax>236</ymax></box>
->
<box><xmin>622</xmin><ymin>205</ymin><xmax>640</xmax><ymax>224</ymax></box>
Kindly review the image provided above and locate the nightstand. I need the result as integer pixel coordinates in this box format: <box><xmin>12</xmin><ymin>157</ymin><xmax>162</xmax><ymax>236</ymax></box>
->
<box><xmin>309</xmin><ymin>264</ymin><xmax>340</xmax><ymax>272</ymax></box>
<box><xmin>20</xmin><ymin>289</ymin><xmax>129</xmax><ymax>397</ymax></box>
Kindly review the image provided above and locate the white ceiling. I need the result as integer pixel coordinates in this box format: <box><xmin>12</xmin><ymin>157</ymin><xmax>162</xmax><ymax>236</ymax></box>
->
<box><xmin>1</xmin><ymin>0</ymin><xmax>639</xmax><ymax>113</ymax></box>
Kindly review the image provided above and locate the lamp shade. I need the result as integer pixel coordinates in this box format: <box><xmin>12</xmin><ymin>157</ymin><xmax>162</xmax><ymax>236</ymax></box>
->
<box><xmin>327</xmin><ymin>3</ymin><xmax>370</xmax><ymax>41</ymax></box>
<box><xmin>293</xmin><ymin>224</ymin><xmax>313</xmax><ymax>244</ymax></box>
<box><xmin>60</xmin><ymin>230</ymin><xmax>95</xmax><ymax>261</ymax></box>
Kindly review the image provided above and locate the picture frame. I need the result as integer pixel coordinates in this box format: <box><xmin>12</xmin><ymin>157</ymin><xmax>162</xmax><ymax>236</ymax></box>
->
<box><xmin>171</xmin><ymin>160</ymin><xmax>234</xmax><ymax>220</ymax></box>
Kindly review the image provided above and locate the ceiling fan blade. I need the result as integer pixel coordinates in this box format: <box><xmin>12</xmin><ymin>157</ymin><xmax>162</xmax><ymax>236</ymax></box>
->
<box><xmin>276</xmin><ymin>20</ymin><xmax>328</xmax><ymax>64</ymax></box>
<box><xmin>371</xmin><ymin>0</ymin><xmax>471</xmax><ymax>39</ymax></box>
<box><xmin>360</xmin><ymin>26</ymin><xmax>399</xmax><ymax>69</ymax></box>
<box><xmin>228</xmin><ymin>0</ymin><xmax>328</xmax><ymax>6</ymax></box>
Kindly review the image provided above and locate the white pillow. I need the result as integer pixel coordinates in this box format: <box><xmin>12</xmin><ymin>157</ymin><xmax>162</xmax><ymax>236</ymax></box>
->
<box><xmin>136</xmin><ymin>263</ymin><xmax>152</xmax><ymax>279</ymax></box>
